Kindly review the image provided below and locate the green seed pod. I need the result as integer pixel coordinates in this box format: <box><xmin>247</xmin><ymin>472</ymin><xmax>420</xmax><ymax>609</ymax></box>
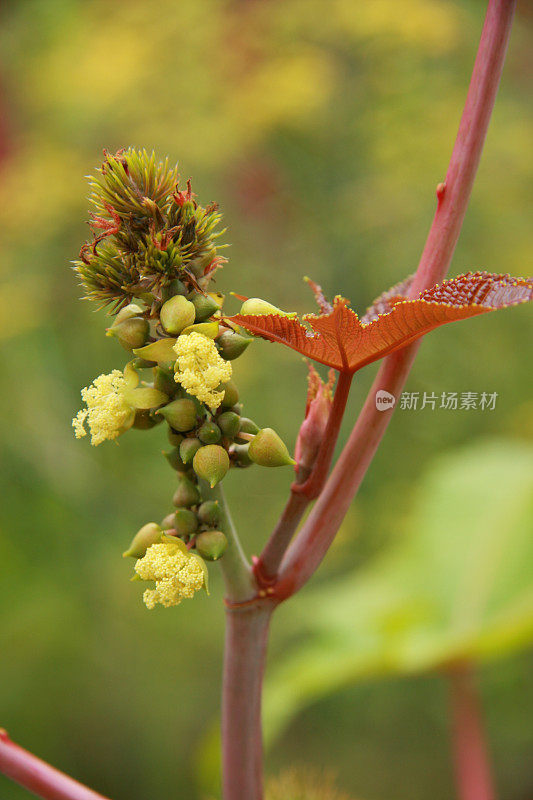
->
<box><xmin>161</xmin><ymin>512</ymin><xmax>176</xmax><ymax>530</ymax></box>
<box><xmin>216</xmin><ymin>331</ymin><xmax>252</xmax><ymax>360</ymax></box>
<box><xmin>160</xmin><ymin>295</ymin><xmax>196</xmax><ymax>335</ymax></box>
<box><xmin>221</xmin><ymin>381</ymin><xmax>239</xmax><ymax>408</ymax></box>
<box><xmin>106</xmin><ymin>317</ymin><xmax>149</xmax><ymax>351</ymax></box>
<box><xmin>180</xmin><ymin>437</ymin><xmax>202</xmax><ymax>464</ymax></box>
<box><xmin>195</xmin><ymin>530</ymin><xmax>227</xmax><ymax>561</ymax></box>
<box><xmin>191</xmin><ymin>293</ymin><xmax>220</xmax><ymax>322</ymax></box>
<box><xmin>198</xmin><ymin>420</ymin><xmax>222</xmax><ymax>444</ymax></box>
<box><xmin>173</xmin><ymin>508</ymin><xmax>199</xmax><ymax>537</ymax></box>
<box><xmin>239</xmin><ymin>417</ymin><xmax>260</xmax><ymax>436</ymax></box>
<box><xmin>112</xmin><ymin>303</ymin><xmax>144</xmax><ymax>325</ymax></box>
<box><xmin>123</xmin><ymin>522</ymin><xmax>162</xmax><ymax>558</ymax></box>
<box><xmin>167</xmin><ymin>428</ymin><xmax>184</xmax><ymax>447</ymax></box>
<box><xmin>173</xmin><ymin>475</ymin><xmax>201</xmax><ymax>507</ymax></box>
<box><xmin>197</xmin><ymin>500</ymin><xmax>221</xmax><ymax>527</ymax></box>
<box><xmin>157</xmin><ymin>398</ymin><xmax>197</xmax><ymax>431</ymax></box>
<box><xmin>231</xmin><ymin>442</ymin><xmax>253</xmax><ymax>467</ymax></box>
<box><xmin>248</xmin><ymin>428</ymin><xmax>296</xmax><ymax>467</ymax></box>
<box><xmin>162</xmin><ymin>447</ymin><xmax>187</xmax><ymax>471</ymax></box>
<box><xmin>217</xmin><ymin>411</ymin><xmax>240</xmax><ymax>439</ymax></box>
<box><xmin>193</xmin><ymin>445</ymin><xmax>230</xmax><ymax>488</ymax></box>
<box><xmin>161</xmin><ymin>279</ymin><xmax>187</xmax><ymax>303</ymax></box>
<box><xmin>239</xmin><ymin>298</ymin><xmax>291</xmax><ymax>316</ymax></box>
<box><xmin>154</xmin><ymin>366</ymin><xmax>177</xmax><ymax>397</ymax></box>
<box><xmin>133</xmin><ymin>409</ymin><xmax>161</xmax><ymax>430</ymax></box>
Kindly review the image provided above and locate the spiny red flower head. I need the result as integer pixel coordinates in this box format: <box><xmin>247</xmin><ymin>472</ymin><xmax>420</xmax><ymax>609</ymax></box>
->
<box><xmin>229</xmin><ymin>271</ymin><xmax>533</xmax><ymax>375</ymax></box>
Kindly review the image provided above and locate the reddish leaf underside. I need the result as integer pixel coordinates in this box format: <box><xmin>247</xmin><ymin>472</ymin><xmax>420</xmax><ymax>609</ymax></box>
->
<box><xmin>229</xmin><ymin>272</ymin><xmax>533</xmax><ymax>374</ymax></box>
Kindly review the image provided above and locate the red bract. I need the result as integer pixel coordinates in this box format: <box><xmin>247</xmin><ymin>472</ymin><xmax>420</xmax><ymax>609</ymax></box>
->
<box><xmin>229</xmin><ymin>271</ymin><xmax>533</xmax><ymax>374</ymax></box>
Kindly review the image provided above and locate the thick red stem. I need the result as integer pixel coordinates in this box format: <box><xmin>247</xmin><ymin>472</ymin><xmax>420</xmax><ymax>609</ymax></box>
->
<box><xmin>222</xmin><ymin>604</ymin><xmax>273</xmax><ymax>800</ymax></box>
<box><xmin>0</xmin><ymin>730</ymin><xmax>110</xmax><ymax>800</ymax></box>
<box><xmin>275</xmin><ymin>0</ymin><xmax>516</xmax><ymax>599</ymax></box>
<box><xmin>448</xmin><ymin>664</ymin><xmax>496</xmax><ymax>800</ymax></box>
<box><xmin>257</xmin><ymin>372</ymin><xmax>353</xmax><ymax>584</ymax></box>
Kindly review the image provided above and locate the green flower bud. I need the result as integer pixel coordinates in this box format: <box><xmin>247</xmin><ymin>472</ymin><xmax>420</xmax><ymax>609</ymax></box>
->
<box><xmin>106</xmin><ymin>317</ymin><xmax>149</xmax><ymax>351</ymax></box>
<box><xmin>197</xmin><ymin>500</ymin><xmax>221</xmax><ymax>527</ymax></box>
<box><xmin>173</xmin><ymin>475</ymin><xmax>201</xmax><ymax>507</ymax></box>
<box><xmin>231</xmin><ymin>442</ymin><xmax>253</xmax><ymax>467</ymax></box>
<box><xmin>195</xmin><ymin>530</ymin><xmax>227</xmax><ymax>561</ymax></box>
<box><xmin>239</xmin><ymin>298</ymin><xmax>293</xmax><ymax>317</ymax></box>
<box><xmin>198</xmin><ymin>420</ymin><xmax>222</xmax><ymax>444</ymax></box>
<box><xmin>133</xmin><ymin>338</ymin><xmax>177</xmax><ymax>364</ymax></box>
<box><xmin>161</xmin><ymin>279</ymin><xmax>187</xmax><ymax>303</ymax></box>
<box><xmin>239</xmin><ymin>417</ymin><xmax>260</xmax><ymax>436</ymax></box>
<box><xmin>154</xmin><ymin>366</ymin><xmax>177</xmax><ymax>397</ymax></box>
<box><xmin>180</xmin><ymin>437</ymin><xmax>202</xmax><ymax>464</ymax></box>
<box><xmin>133</xmin><ymin>409</ymin><xmax>161</xmax><ymax>430</ymax></box>
<box><xmin>216</xmin><ymin>330</ymin><xmax>252</xmax><ymax>360</ymax></box>
<box><xmin>248</xmin><ymin>428</ymin><xmax>295</xmax><ymax>467</ymax></box>
<box><xmin>180</xmin><ymin>321</ymin><xmax>220</xmax><ymax>339</ymax></box>
<box><xmin>162</xmin><ymin>447</ymin><xmax>187</xmax><ymax>471</ymax></box>
<box><xmin>167</xmin><ymin>428</ymin><xmax>184</xmax><ymax>447</ymax></box>
<box><xmin>173</xmin><ymin>508</ymin><xmax>199</xmax><ymax>537</ymax></box>
<box><xmin>191</xmin><ymin>293</ymin><xmax>220</xmax><ymax>322</ymax></box>
<box><xmin>193</xmin><ymin>445</ymin><xmax>230</xmax><ymax>488</ymax></box>
<box><xmin>123</xmin><ymin>522</ymin><xmax>162</xmax><ymax>558</ymax></box>
<box><xmin>217</xmin><ymin>411</ymin><xmax>240</xmax><ymax>439</ymax></box>
<box><xmin>160</xmin><ymin>295</ymin><xmax>196</xmax><ymax>335</ymax></box>
<box><xmin>157</xmin><ymin>398</ymin><xmax>198</xmax><ymax>431</ymax></box>
<box><xmin>131</xmin><ymin>356</ymin><xmax>157</xmax><ymax>370</ymax></box>
<box><xmin>221</xmin><ymin>381</ymin><xmax>239</xmax><ymax>408</ymax></box>
<box><xmin>112</xmin><ymin>303</ymin><xmax>144</xmax><ymax>325</ymax></box>
<box><xmin>161</xmin><ymin>512</ymin><xmax>176</xmax><ymax>530</ymax></box>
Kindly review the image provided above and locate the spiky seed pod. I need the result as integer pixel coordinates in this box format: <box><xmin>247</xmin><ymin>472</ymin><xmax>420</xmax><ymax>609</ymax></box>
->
<box><xmin>195</xmin><ymin>530</ymin><xmax>227</xmax><ymax>561</ymax></box>
<box><xmin>73</xmin><ymin>148</ymin><xmax>225</xmax><ymax>312</ymax></box>
<box><xmin>221</xmin><ymin>381</ymin><xmax>239</xmax><ymax>408</ymax></box>
<box><xmin>248</xmin><ymin>428</ymin><xmax>295</xmax><ymax>467</ymax></box>
<box><xmin>216</xmin><ymin>330</ymin><xmax>252</xmax><ymax>361</ymax></box>
<box><xmin>192</xmin><ymin>445</ymin><xmax>230</xmax><ymax>487</ymax></box>
<box><xmin>191</xmin><ymin>293</ymin><xmax>220</xmax><ymax>322</ymax></box>
<box><xmin>173</xmin><ymin>508</ymin><xmax>199</xmax><ymax>537</ymax></box>
<box><xmin>180</xmin><ymin>437</ymin><xmax>202</xmax><ymax>464</ymax></box>
<box><xmin>198</xmin><ymin>420</ymin><xmax>222</xmax><ymax>444</ymax></box>
<box><xmin>123</xmin><ymin>523</ymin><xmax>162</xmax><ymax>558</ymax></box>
<box><xmin>157</xmin><ymin>398</ymin><xmax>198</xmax><ymax>431</ymax></box>
<box><xmin>106</xmin><ymin>316</ymin><xmax>149</xmax><ymax>351</ymax></box>
<box><xmin>197</xmin><ymin>500</ymin><xmax>221</xmax><ymax>527</ymax></box>
<box><xmin>160</xmin><ymin>295</ymin><xmax>196</xmax><ymax>335</ymax></box>
<box><xmin>173</xmin><ymin>475</ymin><xmax>201</xmax><ymax>507</ymax></box>
<box><xmin>217</xmin><ymin>411</ymin><xmax>240</xmax><ymax>439</ymax></box>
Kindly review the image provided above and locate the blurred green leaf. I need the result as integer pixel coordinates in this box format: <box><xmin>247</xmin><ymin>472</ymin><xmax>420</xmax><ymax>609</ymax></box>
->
<box><xmin>265</xmin><ymin>440</ymin><xmax>533</xmax><ymax>743</ymax></box>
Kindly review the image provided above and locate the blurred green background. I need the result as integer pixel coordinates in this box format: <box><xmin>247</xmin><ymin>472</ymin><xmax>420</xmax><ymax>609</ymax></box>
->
<box><xmin>0</xmin><ymin>1</ymin><xmax>532</xmax><ymax>798</ymax></box>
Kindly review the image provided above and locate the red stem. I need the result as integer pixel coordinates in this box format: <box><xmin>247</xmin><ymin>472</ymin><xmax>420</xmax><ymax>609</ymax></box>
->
<box><xmin>275</xmin><ymin>0</ymin><xmax>516</xmax><ymax>600</ymax></box>
<box><xmin>257</xmin><ymin>372</ymin><xmax>353</xmax><ymax>584</ymax></box>
<box><xmin>221</xmin><ymin>604</ymin><xmax>273</xmax><ymax>800</ymax></box>
<box><xmin>0</xmin><ymin>730</ymin><xmax>110</xmax><ymax>800</ymax></box>
<box><xmin>448</xmin><ymin>664</ymin><xmax>496</xmax><ymax>800</ymax></box>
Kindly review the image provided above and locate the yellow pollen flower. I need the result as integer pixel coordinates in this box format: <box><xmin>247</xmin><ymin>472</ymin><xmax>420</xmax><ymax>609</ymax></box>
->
<box><xmin>134</xmin><ymin>541</ymin><xmax>205</xmax><ymax>609</ymax></box>
<box><xmin>72</xmin><ymin>370</ymin><xmax>134</xmax><ymax>446</ymax></box>
<box><xmin>174</xmin><ymin>332</ymin><xmax>232</xmax><ymax>410</ymax></box>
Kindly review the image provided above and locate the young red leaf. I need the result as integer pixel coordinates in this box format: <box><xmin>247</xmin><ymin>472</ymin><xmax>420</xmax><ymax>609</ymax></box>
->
<box><xmin>229</xmin><ymin>271</ymin><xmax>533</xmax><ymax>374</ymax></box>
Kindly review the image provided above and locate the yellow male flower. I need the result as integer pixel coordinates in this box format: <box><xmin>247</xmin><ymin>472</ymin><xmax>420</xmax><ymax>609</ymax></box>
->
<box><xmin>134</xmin><ymin>539</ymin><xmax>206</xmax><ymax>609</ymax></box>
<box><xmin>72</xmin><ymin>363</ymin><xmax>167</xmax><ymax>446</ymax></box>
<box><xmin>174</xmin><ymin>331</ymin><xmax>232</xmax><ymax>410</ymax></box>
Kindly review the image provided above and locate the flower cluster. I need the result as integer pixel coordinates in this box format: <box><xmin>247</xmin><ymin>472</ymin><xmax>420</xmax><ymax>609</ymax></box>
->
<box><xmin>134</xmin><ymin>540</ymin><xmax>205</xmax><ymax>609</ymax></box>
<box><xmin>71</xmin><ymin>149</ymin><xmax>296</xmax><ymax>609</ymax></box>
<box><xmin>174</xmin><ymin>331</ymin><xmax>232</xmax><ymax>409</ymax></box>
